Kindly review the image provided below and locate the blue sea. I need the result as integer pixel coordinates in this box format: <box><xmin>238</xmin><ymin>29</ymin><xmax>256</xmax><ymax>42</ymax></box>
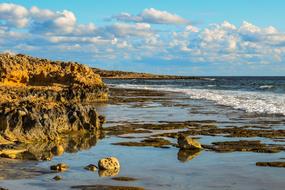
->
<box><xmin>106</xmin><ymin>77</ymin><xmax>285</xmax><ymax>116</ymax></box>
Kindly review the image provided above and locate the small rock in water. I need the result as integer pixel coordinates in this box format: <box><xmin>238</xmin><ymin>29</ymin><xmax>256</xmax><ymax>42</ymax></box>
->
<box><xmin>84</xmin><ymin>164</ymin><xmax>97</xmax><ymax>171</ymax></box>
<box><xmin>51</xmin><ymin>145</ymin><xmax>65</xmax><ymax>156</ymax></box>
<box><xmin>98</xmin><ymin>157</ymin><xmax>120</xmax><ymax>170</ymax></box>
<box><xmin>177</xmin><ymin>135</ymin><xmax>202</xmax><ymax>150</ymax></box>
<box><xmin>50</xmin><ymin>163</ymin><xmax>69</xmax><ymax>172</ymax></box>
<box><xmin>53</xmin><ymin>175</ymin><xmax>62</xmax><ymax>181</ymax></box>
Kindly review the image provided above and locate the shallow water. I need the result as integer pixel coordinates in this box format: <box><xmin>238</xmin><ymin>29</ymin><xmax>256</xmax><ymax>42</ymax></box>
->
<box><xmin>0</xmin><ymin>81</ymin><xmax>285</xmax><ymax>190</ymax></box>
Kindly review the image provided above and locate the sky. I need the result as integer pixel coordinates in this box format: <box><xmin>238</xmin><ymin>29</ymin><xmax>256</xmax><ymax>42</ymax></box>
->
<box><xmin>0</xmin><ymin>0</ymin><xmax>285</xmax><ymax>76</ymax></box>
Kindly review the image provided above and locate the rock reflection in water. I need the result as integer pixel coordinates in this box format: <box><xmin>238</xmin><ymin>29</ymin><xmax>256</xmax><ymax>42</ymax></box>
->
<box><xmin>0</xmin><ymin>158</ymin><xmax>51</xmax><ymax>180</ymax></box>
<box><xmin>177</xmin><ymin>149</ymin><xmax>201</xmax><ymax>162</ymax></box>
<box><xmin>1</xmin><ymin>132</ymin><xmax>102</xmax><ymax>161</ymax></box>
<box><xmin>98</xmin><ymin>168</ymin><xmax>120</xmax><ymax>177</ymax></box>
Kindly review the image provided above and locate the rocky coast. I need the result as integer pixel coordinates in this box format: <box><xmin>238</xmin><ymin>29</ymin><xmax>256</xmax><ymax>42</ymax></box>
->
<box><xmin>0</xmin><ymin>53</ymin><xmax>108</xmax><ymax>160</ymax></box>
<box><xmin>0</xmin><ymin>55</ymin><xmax>284</xmax><ymax>190</ymax></box>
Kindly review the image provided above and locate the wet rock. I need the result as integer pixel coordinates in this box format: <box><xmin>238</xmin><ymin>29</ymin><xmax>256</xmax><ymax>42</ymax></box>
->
<box><xmin>51</xmin><ymin>145</ymin><xmax>64</xmax><ymax>156</ymax></box>
<box><xmin>112</xmin><ymin>138</ymin><xmax>172</xmax><ymax>148</ymax></box>
<box><xmin>84</xmin><ymin>164</ymin><xmax>97</xmax><ymax>171</ymax></box>
<box><xmin>177</xmin><ymin>135</ymin><xmax>202</xmax><ymax>150</ymax></box>
<box><xmin>53</xmin><ymin>175</ymin><xmax>62</xmax><ymax>181</ymax></box>
<box><xmin>98</xmin><ymin>157</ymin><xmax>120</xmax><ymax>170</ymax></box>
<box><xmin>50</xmin><ymin>163</ymin><xmax>69</xmax><ymax>172</ymax></box>
<box><xmin>204</xmin><ymin>140</ymin><xmax>283</xmax><ymax>153</ymax></box>
<box><xmin>256</xmin><ymin>162</ymin><xmax>285</xmax><ymax>168</ymax></box>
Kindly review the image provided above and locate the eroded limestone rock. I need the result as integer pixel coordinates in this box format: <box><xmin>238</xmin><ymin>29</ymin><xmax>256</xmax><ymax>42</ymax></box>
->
<box><xmin>0</xmin><ymin>53</ymin><xmax>108</xmax><ymax>160</ymax></box>
<box><xmin>98</xmin><ymin>157</ymin><xmax>120</xmax><ymax>170</ymax></box>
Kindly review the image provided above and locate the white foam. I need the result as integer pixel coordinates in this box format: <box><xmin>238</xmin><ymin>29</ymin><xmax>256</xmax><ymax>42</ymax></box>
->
<box><xmin>203</xmin><ymin>78</ymin><xmax>216</xmax><ymax>81</ymax></box>
<box><xmin>114</xmin><ymin>84</ymin><xmax>285</xmax><ymax>116</ymax></box>
<box><xmin>259</xmin><ymin>85</ymin><xmax>274</xmax><ymax>89</ymax></box>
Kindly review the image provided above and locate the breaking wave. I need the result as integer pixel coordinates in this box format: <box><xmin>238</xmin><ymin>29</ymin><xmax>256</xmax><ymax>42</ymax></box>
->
<box><xmin>114</xmin><ymin>84</ymin><xmax>285</xmax><ymax>116</ymax></box>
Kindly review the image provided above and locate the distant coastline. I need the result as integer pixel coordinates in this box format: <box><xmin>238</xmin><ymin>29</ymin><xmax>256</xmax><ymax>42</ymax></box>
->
<box><xmin>93</xmin><ymin>68</ymin><xmax>202</xmax><ymax>80</ymax></box>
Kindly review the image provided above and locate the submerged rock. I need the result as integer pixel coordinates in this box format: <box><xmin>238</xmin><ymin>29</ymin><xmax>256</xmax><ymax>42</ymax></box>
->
<box><xmin>177</xmin><ymin>135</ymin><xmax>202</xmax><ymax>150</ymax></box>
<box><xmin>84</xmin><ymin>164</ymin><xmax>97</xmax><ymax>171</ymax></box>
<box><xmin>50</xmin><ymin>163</ymin><xmax>69</xmax><ymax>172</ymax></box>
<box><xmin>112</xmin><ymin>138</ymin><xmax>172</xmax><ymax>148</ymax></box>
<box><xmin>53</xmin><ymin>175</ymin><xmax>62</xmax><ymax>181</ymax></box>
<box><xmin>204</xmin><ymin>140</ymin><xmax>283</xmax><ymax>153</ymax></box>
<box><xmin>256</xmin><ymin>162</ymin><xmax>285</xmax><ymax>168</ymax></box>
<box><xmin>98</xmin><ymin>157</ymin><xmax>120</xmax><ymax>170</ymax></box>
<box><xmin>111</xmin><ymin>176</ymin><xmax>138</xmax><ymax>181</ymax></box>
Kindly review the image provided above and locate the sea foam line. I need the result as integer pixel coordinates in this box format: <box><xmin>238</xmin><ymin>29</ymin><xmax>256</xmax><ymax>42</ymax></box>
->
<box><xmin>114</xmin><ymin>84</ymin><xmax>285</xmax><ymax>116</ymax></box>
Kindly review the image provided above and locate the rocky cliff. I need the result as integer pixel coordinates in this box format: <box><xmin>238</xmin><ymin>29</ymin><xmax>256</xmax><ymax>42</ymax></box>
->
<box><xmin>0</xmin><ymin>53</ymin><xmax>108</xmax><ymax>160</ymax></box>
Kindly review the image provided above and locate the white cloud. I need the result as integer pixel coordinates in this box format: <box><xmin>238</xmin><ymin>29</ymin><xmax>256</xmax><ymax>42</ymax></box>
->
<box><xmin>30</xmin><ymin>6</ymin><xmax>55</xmax><ymax>21</ymax></box>
<box><xmin>103</xmin><ymin>23</ymin><xmax>154</xmax><ymax>38</ymax></box>
<box><xmin>112</xmin><ymin>8</ymin><xmax>188</xmax><ymax>25</ymax></box>
<box><xmin>30</xmin><ymin>8</ymin><xmax>76</xmax><ymax>34</ymax></box>
<box><xmin>185</xmin><ymin>25</ymin><xmax>199</xmax><ymax>33</ymax></box>
<box><xmin>0</xmin><ymin>3</ymin><xmax>29</xmax><ymax>28</ymax></box>
<box><xmin>0</xmin><ymin>2</ymin><xmax>285</xmax><ymax>71</ymax></box>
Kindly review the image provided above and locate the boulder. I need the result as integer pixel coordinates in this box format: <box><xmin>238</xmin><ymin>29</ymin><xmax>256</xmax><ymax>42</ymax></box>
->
<box><xmin>98</xmin><ymin>157</ymin><xmax>120</xmax><ymax>170</ymax></box>
<box><xmin>177</xmin><ymin>135</ymin><xmax>202</xmax><ymax>150</ymax></box>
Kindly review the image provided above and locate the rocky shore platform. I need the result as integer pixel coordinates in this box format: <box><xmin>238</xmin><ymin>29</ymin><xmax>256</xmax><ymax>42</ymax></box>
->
<box><xmin>0</xmin><ymin>53</ymin><xmax>108</xmax><ymax>160</ymax></box>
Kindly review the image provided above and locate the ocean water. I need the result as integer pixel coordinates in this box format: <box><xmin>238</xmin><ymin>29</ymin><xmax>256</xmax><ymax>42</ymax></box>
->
<box><xmin>106</xmin><ymin>77</ymin><xmax>285</xmax><ymax>116</ymax></box>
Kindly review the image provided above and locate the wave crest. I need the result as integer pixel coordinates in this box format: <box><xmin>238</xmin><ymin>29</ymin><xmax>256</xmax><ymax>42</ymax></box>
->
<box><xmin>115</xmin><ymin>84</ymin><xmax>285</xmax><ymax>116</ymax></box>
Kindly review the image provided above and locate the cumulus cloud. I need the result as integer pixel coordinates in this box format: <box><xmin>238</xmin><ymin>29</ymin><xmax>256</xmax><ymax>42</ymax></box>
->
<box><xmin>30</xmin><ymin>8</ymin><xmax>76</xmax><ymax>34</ymax></box>
<box><xmin>102</xmin><ymin>23</ymin><xmax>154</xmax><ymax>38</ymax></box>
<box><xmin>0</xmin><ymin>2</ymin><xmax>285</xmax><ymax>70</ymax></box>
<box><xmin>112</xmin><ymin>8</ymin><xmax>188</xmax><ymax>25</ymax></box>
<box><xmin>0</xmin><ymin>3</ymin><xmax>29</xmax><ymax>28</ymax></box>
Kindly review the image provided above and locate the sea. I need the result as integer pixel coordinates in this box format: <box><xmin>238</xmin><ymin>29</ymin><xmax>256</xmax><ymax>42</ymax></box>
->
<box><xmin>107</xmin><ymin>77</ymin><xmax>285</xmax><ymax>116</ymax></box>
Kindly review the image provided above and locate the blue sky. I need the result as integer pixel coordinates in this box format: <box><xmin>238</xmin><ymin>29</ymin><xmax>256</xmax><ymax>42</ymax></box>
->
<box><xmin>1</xmin><ymin>0</ymin><xmax>285</xmax><ymax>76</ymax></box>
